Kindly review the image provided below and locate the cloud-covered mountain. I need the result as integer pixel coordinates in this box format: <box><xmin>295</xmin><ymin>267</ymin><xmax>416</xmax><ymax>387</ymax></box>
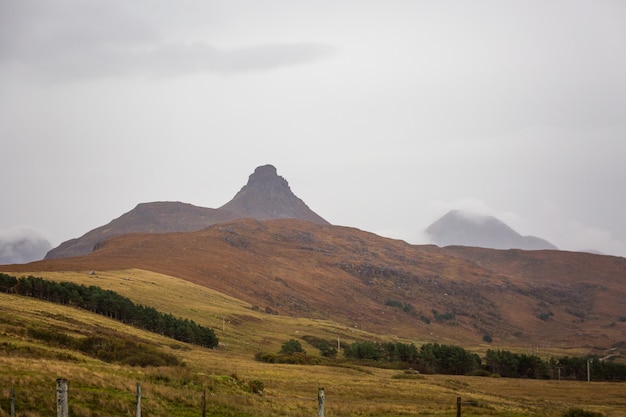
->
<box><xmin>45</xmin><ymin>164</ymin><xmax>328</xmax><ymax>259</ymax></box>
<box><xmin>425</xmin><ymin>210</ymin><xmax>557</xmax><ymax>251</ymax></box>
<box><xmin>0</xmin><ymin>228</ymin><xmax>52</xmax><ymax>265</ymax></box>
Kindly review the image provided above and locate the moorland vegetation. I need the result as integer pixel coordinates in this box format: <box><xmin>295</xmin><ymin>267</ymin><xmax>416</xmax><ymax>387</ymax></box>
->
<box><xmin>2</xmin><ymin>272</ymin><xmax>624</xmax><ymax>382</ymax></box>
<box><xmin>1</xmin><ymin>269</ymin><xmax>624</xmax><ymax>417</ymax></box>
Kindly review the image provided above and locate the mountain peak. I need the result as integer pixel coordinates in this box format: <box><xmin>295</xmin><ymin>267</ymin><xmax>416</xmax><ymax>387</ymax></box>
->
<box><xmin>249</xmin><ymin>164</ymin><xmax>279</xmax><ymax>182</ymax></box>
<box><xmin>426</xmin><ymin>210</ymin><xmax>557</xmax><ymax>251</ymax></box>
<box><xmin>219</xmin><ymin>165</ymin><xmax>329</xmax><ymax>225</ymax></box>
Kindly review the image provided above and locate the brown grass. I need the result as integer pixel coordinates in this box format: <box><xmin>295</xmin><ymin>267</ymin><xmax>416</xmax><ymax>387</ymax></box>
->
<box><xmin>1</xmin><ymin>268</ymin><xmax>625</xmax><ymax>416</ymax></box>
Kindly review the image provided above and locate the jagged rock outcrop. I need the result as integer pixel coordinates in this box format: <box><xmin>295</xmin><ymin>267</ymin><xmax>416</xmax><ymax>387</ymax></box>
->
<box><xmin>426</xmin><ymin>210</ymin><xmax>557</xmax><ymax>251</ymax></box>
<box><xmin>219</xmin><ymin>165</ymin><xmax>329</xmax><ymax>225</ymax></box>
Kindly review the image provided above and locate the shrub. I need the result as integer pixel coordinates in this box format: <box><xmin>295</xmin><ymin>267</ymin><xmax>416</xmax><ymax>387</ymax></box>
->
<box><xmin>432</xmin><ymin>309</ymin><xmax>455</xmax><ymax>321</ymax></box>
<box><xmin>77</xmin><ymin>336</ymin><xmax>179</xmax><ymax>366</ymax></box>
<box><xmin>280</xmin><ymin>339</ymin><xmax>306</xmax><ymax>355</ymax></box>
<box><xmin>255</xmin><ymin>352</ymin><xmax>277</xmax><ymax>363</ymax></box>
<box><xmin>562</xmin><ymin>407</ymin><xmax>605</xmax><ymax>417</ymax></box>
<box><xmin>419</xmin><ymin>314</ymin><xmax>431</xmax><ymax>324</ymax></box>
<box><xmin>472</xmin><ymin>369</ymin><xmax>492</xmax><ymax>377</ymax></box>
<box><xmin>248</xmin><ymin>380</ymin><xmax>264</xmax><ymax>395</ymax></box>
<box><xmin>385</xmin><ymin>299</ymin><xmax>403</xmax><ymax>308</ymax></box>
<box><xmin>255</xmin><ymin>351</ymin><xmax>311</xmax><ymax>365</ymax></box>
<box><xmin>538</xmin><ymin>311</ymin><xmax>554</xmax><ymax>321</ymax></box>
<box><xmin>302</xmin><ymin>335</ymin><xmax>337</xmax><ymax>357</ymax></box>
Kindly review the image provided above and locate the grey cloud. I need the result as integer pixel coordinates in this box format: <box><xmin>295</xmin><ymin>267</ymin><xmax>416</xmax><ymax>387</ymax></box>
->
<box><xmin>141</xmin><ymin>42</ymin><xmax>335</xmax><ymax>76</ymax></box>
<box><xmin>0</xmin><ymin>1</ymin><xmax>334</xmax><ymax>80</ymax></box>
<box><xmin>3</xmin><ymin>40</ymin><xmax>334</xmax><ymax>81</ymax></box>
<box><xmin>0</xmin><ymin>228</ymin><xmax>51</xmax><ymax>265</ymax></box>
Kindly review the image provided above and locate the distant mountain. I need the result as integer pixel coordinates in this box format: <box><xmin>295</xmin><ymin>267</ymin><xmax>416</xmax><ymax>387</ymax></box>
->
<box><xmin>425</xmin><ymin>210</ymin><xmax>557</xmax><ymax>251</ymax></box>
<box><xmin>0</xmin><ymin>228</ymin><xmax>52</xmax><ymax>264</ymax></box>
<box><xmin>45</xmin><ymin>164</ymin><xmax>329</xmax><ymax>259</ymax></box>
<box><xmin>219</xmin><ymin>164</ymin><xmax>329</xmax><ymax>225</ymax></box>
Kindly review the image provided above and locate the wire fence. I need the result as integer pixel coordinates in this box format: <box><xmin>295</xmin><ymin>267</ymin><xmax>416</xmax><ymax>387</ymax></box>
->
<box><xmin>1</xmin><ymin>383</ymin><xmax>460</xmax><ymax>417</ymax></box>
<box><xmin>2</xmin><ymin>379</ymin><xmax>623</xmax><ymax>417</ymax></box>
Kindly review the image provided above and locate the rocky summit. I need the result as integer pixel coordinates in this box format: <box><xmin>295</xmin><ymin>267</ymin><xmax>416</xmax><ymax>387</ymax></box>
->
<box><xmin>219</xmin><ymin>164</ymin><xmax>329</xmax><ymax>225</ymax></box>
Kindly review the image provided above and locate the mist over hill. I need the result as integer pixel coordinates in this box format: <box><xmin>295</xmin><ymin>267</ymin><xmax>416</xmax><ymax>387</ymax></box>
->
<box><xmin>0</xmin><ymin>228</ymin><xmax>51</xmax><ymax>264</ymax></box>
<box><xmin>426</xmin><ymin>210</ymin><xmax>557</xmax><ymax>251</ymax></box>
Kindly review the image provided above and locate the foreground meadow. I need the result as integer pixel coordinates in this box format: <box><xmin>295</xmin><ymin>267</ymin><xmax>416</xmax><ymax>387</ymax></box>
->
<box><xmin>1</xmin><ymin>269</ymin><xmax>624</xmax><ymax>416</ymax></box>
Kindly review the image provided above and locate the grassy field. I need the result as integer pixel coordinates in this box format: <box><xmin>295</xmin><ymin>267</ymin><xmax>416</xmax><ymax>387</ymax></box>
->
<box><xmin>1</xmin><ymin>269</ymin><xmax>624</xmax><ymax>417</ymax></box>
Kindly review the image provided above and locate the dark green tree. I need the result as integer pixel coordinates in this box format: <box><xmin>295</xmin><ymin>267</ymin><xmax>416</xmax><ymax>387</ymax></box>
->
<box><xmin>280</xmin><ymin>339</ymin><xmax>306</xmax><ymax>355</ymax></box>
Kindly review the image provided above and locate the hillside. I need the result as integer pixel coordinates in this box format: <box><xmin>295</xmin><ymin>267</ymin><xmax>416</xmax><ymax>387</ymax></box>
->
<box><xmin>426</xmin><ymin>210</ymin><xmax>557</xmax><ymax>250</ymax></box>
<box><xmin>45</xmin><ymin>202</ymin><xmax>239</xmax><ymax>259</ymax></box>
<box><xmin>45</xmin><ymin>164</ymin><xmax>329</xmax><ymax>259</ymax></box>
<box><xmin>3</xmin><ymin>269</ymin><xmax>624</xmax><ymax>416</ymax></box>
<box><xmin>6</xmin><ymin>218</ymin><xmax>625</xmax><ymax>351</ymax></box>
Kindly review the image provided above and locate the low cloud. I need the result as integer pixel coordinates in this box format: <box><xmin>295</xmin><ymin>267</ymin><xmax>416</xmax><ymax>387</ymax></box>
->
<box><xmin>565</xmin><ymin>227</ymin><xmax>626</xmax><ymax>257</ymax></box>
<box><xmin>0</xmin><ymin>1</ymin><xmax>334</xmax><ymax>81</ymax></box>
<box><xmin>142</xmin><ymin>42</ymin><xmax>335</xmax><ymax>76</ymax></box>
<box><xmin>426</xmin><ymin>198</ymin><xmax>521</xmax><ymax>228</ymax></box>
<box><xmin>0</xmin><ymin>227</ymin><xmax>51</xmax><ymax>265</ymax></box>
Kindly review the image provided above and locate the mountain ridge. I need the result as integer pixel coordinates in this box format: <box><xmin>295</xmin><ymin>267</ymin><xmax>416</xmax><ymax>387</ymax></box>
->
<box><xmin>45</xmin><ymin>164</ymin><xmax>328</xmax><ymax>259</ymax></box>
<box><xmin>45</xmin><ymin>202</ymin><xmax>240</xmax><ymax>259</ymax></box>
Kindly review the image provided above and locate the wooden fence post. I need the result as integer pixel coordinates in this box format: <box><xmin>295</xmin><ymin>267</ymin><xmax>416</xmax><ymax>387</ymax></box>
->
<box><xmin>136</xmin><ymin>382</ymin><xmax>142</xmax><ymax>417</ymax></box>
<box><xmin>202</xmin><ymin>388</ymin><xmax>207</xmax><ymax>417</ymax></box>
<box><xmin>456</xmin><ymin>396</ymin><xmax>461</xmax><ymax>417</ymax></box>
<box><xmin>10</xmin><ymin>385</ymin><xmax>15</xmax><ymax>417</ymax></box>
<box><xmin>56</xmin><ymin>378</ymin><xmax>68</xmax><ymax>417</ymax></box>
<box><xmin>317</xmin><ymin>387</ymin><xmax>325</xmax><ymax>417</ymax></box>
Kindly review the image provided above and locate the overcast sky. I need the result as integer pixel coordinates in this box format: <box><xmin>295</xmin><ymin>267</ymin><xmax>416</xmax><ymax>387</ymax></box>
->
<box><xmin>1</xmin><ymin>0</ymin><xmax>625</xmax><ymax>259</ymax></box>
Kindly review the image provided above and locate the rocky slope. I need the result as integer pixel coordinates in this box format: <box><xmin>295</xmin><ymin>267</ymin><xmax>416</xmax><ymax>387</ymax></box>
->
<box><xmin>219</xmin><ymin>164</ymin><xmax>329</xmax><ymax>225</ymax></box>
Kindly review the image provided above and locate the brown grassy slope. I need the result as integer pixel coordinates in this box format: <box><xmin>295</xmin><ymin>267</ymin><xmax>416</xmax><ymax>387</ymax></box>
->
<box><xmin>443</xmin><ymin>246</ymin><xmax>626</xmax><ymax>348</ymax></box>
<box><xmin>3</xmin><ymin>290</ymin><xmax>625</xmax><ymax>417</ymax></box>
<box><xmin>3</xmin><ymin>218</ymin><xmax>625</xmax><ymax>350</ymax></box>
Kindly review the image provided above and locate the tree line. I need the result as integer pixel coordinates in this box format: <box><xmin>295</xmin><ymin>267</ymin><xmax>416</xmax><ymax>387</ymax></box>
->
<box><xmin>486</xmin><ymin>349</ymin><xmax>626</xmax><ymax>381</ymax></box>
<box><xmin>0</xmin><ymin>273</ymin><xmax>218</xmax><ymax>348</ymax></box>
<box><xmin>332</xmin><ymin>340</ymin><xmax>626</xmax><ymax>381</ymax></box>
<box><xmin>343</xmin><ymin>341</ymin><xmax>481</xmax><ymax>375</ymax></box>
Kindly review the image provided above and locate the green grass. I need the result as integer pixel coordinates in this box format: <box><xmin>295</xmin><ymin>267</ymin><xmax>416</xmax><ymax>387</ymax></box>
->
<box><xmin>1</xmin><ymin>269</ymin><xmax>624</xmax><ymax>416</ymax></box>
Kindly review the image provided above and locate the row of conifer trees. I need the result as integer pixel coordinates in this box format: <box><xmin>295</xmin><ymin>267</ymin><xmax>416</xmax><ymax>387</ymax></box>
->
<box><xmin>342</xmin><ymin>340</ymin><xmax>626</xmax><ymax>381</ymax></box>
<box><xmin>0</xmin><ymin>273</ymin><xmax>218</xmax><ymax>348</ymax></box>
